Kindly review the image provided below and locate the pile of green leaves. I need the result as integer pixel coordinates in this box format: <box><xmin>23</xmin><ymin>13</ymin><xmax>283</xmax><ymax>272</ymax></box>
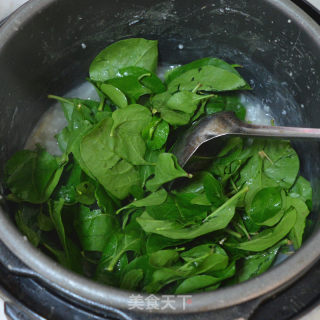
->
<box><xmin>3</xmin><ymin>38</ymin><xmax>312</xmax><ymax>294</ymax></box>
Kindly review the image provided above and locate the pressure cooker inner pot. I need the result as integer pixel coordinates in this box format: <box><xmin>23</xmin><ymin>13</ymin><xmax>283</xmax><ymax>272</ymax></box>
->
<box><xmin>1</xmin><ymin>0</ymin><xmax>320</xmax><ymax>311</ymax></box>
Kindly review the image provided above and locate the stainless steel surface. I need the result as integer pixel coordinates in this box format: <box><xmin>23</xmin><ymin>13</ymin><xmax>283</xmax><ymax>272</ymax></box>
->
<box><xmin>0</xmin><ymin>0</ymin><xmax>320</xmax><ymax>317</ymax></box>
<box><xmin>0</xmin><ymin>0</ymin><xmax>28</xmax><ymax>20</ymax></box>
<box><xmin>307</xmin><ymin>0</ymin><xmax>320</xmax><ymax>10</ymax></box>
<box><xmin>173</xmin><ymin>111</ymin><xmax>320</xmax><ymax>167</ymax></box>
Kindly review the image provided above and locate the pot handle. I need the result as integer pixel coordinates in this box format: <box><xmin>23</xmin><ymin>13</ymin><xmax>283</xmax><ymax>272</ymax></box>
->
<box><xmin>0</xmin><ymin>241</ymin><xmax>39</xmax><ymax>278</ymax></box>
<box><xmin>123</xmin><ymin>296</ymin><xmax>267</xmax><ymax>320</ymax></box>
<box><xmin>4</xmin><ymin>301</ymin><xmax>43</xmax><ymax>320</ymax></box>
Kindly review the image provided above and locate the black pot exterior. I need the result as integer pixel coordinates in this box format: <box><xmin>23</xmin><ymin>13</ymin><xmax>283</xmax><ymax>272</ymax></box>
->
<box><xmin>0</xmin><ymin>0</ymin><xmax>320</xmax><ymax>317</ymax></box>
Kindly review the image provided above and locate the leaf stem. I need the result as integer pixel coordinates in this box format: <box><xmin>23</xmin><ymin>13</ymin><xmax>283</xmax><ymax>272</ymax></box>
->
<box><xmin>48</xmin><ymin>94</ymin><xmax>71</xmax><ymax>105</ymax></box>
<box><xmin>258</xmin><ymin>150</ymin><xmax>274</xmax><ymax>165</ymax></box>
<box><xmin>107</xmin><ymin>251</ymin><xmax>123</xmax><ymax>271</ymax></box>
<box><xmin>138</xmin><ymin>73</ymin><xmax>151</xmax><ymax>81</ymax></box>
<box><xmin>230</xmin><ymin>178</ymin><xmax>239</xmax><ymax>192</ymax></box>
<box><xmin>204</xmin><ymin>186</ymin><xmax>249</xmax><ymax>222</ymax></box>
<box><xmin>98</xmin><ymin>98</ymin><xmax>105</xmax><ymax>111</ymax></box>
<box><xmin>192</xmin><ymin>83</ymin><xmax>202</xmax><ymax>93</ymax></box>
<box><xmin>225</xmin><ymin>228</ymin><xmax>242</xmax><ymax>239</ymax></box>
<box><xmin>193</xmin><ymin>94</ymin><xmax>216</xmax><ymax>101</ymax></box>
<box><xmin>236</xmin><ymin>222</ymin><xmax>251</xmax><ymax>240</ymax></box>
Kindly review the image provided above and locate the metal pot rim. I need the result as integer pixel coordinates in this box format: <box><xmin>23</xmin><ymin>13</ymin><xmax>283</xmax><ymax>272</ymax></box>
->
<box><xmin>1</xmin><ymin>0</ymin><xmax>320</xmax><ymax>314</ymax></box>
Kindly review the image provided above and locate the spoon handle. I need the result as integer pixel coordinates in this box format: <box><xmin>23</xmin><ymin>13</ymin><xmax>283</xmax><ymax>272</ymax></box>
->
<box><xmin>238</xmin><ymin>122</ymin><xmax>320</xmax><ymax>139</ymax></box>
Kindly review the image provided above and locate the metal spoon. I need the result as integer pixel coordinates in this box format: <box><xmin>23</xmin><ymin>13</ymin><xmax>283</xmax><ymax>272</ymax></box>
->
<box><xmin>172</xmin><ymin>111</ymin><xmax>320</xmax><ymax>168</ymax></box>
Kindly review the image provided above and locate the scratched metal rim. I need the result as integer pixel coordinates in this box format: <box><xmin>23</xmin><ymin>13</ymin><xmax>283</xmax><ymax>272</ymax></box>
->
<box><xmin>0</xmin><ymin>0</ymin><xmax>320</xmax><ymax>314</ymax></box>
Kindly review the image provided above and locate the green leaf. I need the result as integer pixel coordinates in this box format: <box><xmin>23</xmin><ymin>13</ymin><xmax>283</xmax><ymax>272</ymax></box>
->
<box><xmin>95</xmin><ymin>184</ymin><xmax>120</xmax><ymax>213</ymax></box>
<box><xmin>173</xmin><ymin>192</ymin><xmax>209</xmax><ymax>223</ymax></box>
<box><xmin>107</xmin><ymin>75</ymin><xmax>151</xmax><ymax>101</ymax></box>
<box><xmin>116</xmin><ymin>189</ymin><xmax>167</xmax><ymax>214</ymax></box>
<box><xmin>167</xmin><ymin>65</ymin><xmax>248</xmax><ymax>94</ymax></box>
<box><xmin>146</xmin><ymin>153</ymin><xmax>189</xmax><ymax>192</ymax></box>
<box><xmin>80</xmin><ymin>118</ymin><xmax>140</xmax><ymax>199</ymax></box>
<box><xmin>146</xmin><ymin>234</ymin><xmax>186</xmax><ymax>253</ymax></box>
<box><xmin>203</xmin><ymin>172</ymin><xmax>224</xmax><ymax>207</ymax></box>
<box><xmin>5</xmin><ymin>148</ymin><xmax>65</xmax><ymax>204</ymax></box>
<box><xmin>74</xmin><ymin>206</ymin><xmax>117</xmax><ymax>251</ymax></box>
<box><xmin>142</xmin><ymin>117</ymin><xmax>170</xmax><ymax>151</ymax></box>
<box><xmin>97</xmin><ymin>231</ymin><xmax>141</xmax><ymax>272</ymax></box>
<box><xmin>56</xmin><ymin>127</ymin><xmax>70</xmax><ymax>153</ymax></box>
<box><xmin>287</xmin><ymin>197</ymin><xmax>310</xmax><ymax>249</ymax></box>
<box><xmin>191</xmin><ymin>101</ymin><xmax>206</xmax><ymax>122</ymax></box>
<box><xmin>180</xmin><ymin>244</ymin><xmax>228</xmax><ymax>274</ymax></box>
<box><xmin>64</xmin><ymin>122</ymin><xmax>95</xmax><ymax>179</ymax></box>
<box><xmin>196</xmin><ymin>248</ymin><xmax>229</xmax><ymax>274</ymax></box>
<box><xmin>75</xmin><ymin>181</ymin><xmax>96</xmax><ymax>205</ymax></box>
<box><xmin>158</xmin><ymin>91</ymin><xmax>213</xmax><ymax>125</ymax></box>
<box><xmin>90</xmin><ymin>38</ymin><xmax>158</xmax><ymax>82</ymax></box>
<box><xmin>263</xmin><ymin>141</ymin><xmax>299</xmax><ymax>189</ymax></box>
<box><xmin>97</xmin><ymin>159</ymin><xmax>140</xmax><ymax>200</ymax></box>
<box><xmin>54</xmin><ymin>162</ymin><xmax>82</xmax><ymax>204</ymax></box>
<box><xmin>233</xmin><ymin>208</ymin><xmax>296</xmax><ymax>251</ymax></box>
<box><xmin>146</xmin><ymin>194</ymin><xmax>182</xmax><ymax>221</ymax></box>
<box><xmin>232</xmin><ymin>244</ymin><xmax>281</xmax><ymax>283</ymax></box>
<box><xmin>37</xmin><ymin>210</ymin><xmax>54</xmax><ymax>232</ymax></box>
<box><xmin>43</xmin><ymin>243</ymin><xmax>69</xmax><ymax>268</ymax></box>
<box><xmin>249</xmin><ymin>187</ymin><xmax>282</xmax><ymax>224</ymax></box>
<box><xmin>176</xmin><ymin>171</ymin><xmax>207</xmax><ymax>194</ymax></box>
<box><xmin>206</xmin><ymin>96</ymin><xmax>225</xmax><ymax>115</ymax></box>
<box><xmin>151</xmin><ymin>91</ymin><xmax>192</xmax><ymax>126</ymax></box>
<box><xmin>151</xmin><ymin>91</ymin><xmax>171</xmax><ymax>111</ymax></box>
<box><xmin>159</xmin><ymin>108</ymin><xmax>191</xmax><ymax>126</ymax></box>
<box><xmin>117</xmin><ymin>66</ymin><xmax>165</xmax><ymax>94</ymax></box>
<box><xmin>121</xmin><ymin>255</ymin><xmax>156</xmax><ymax>289</ymax></box>
<box><xmin>114</xmin><ymin>133</ymin><xmax>148</xmax><ymax>166</ymax></box>
<box><xmin>175</xmin><ymin>275</ymin><xmax>221</xmax><ymax>294</ymax></box>
<box><xmin>145</xmin><ymin>244</ymin><xmax>229</xmax><ymax>293</ymax></box>
<box><xmin>80</xmin><ymin>117</ymin><xmax>119</xmax><ymax>170</ymax></box>
<box><xmin>100</xmin><ymin>83</ymin><xmax>128</xmax><ymax>108</ymax></box>
<box><xmin>289</xmin><ymin>176</ymin><xmax>312</xmax><ymax>208</ymax></box>
<box><xmin>209</xmin><ymin>260</ymin><xmax>236</xmax><ymax>281</ymax></box>
<box><xmin>110</xmin><ymin>105</ymin><xmax>152</xmax><ymax>165</ymax></box>
<box><xmin>190</xmin><ymin>193</ymin><xmax>211</xmax><ymax>206</ymax></box>
<box><xmin>242</xmin><ymin>213</ymin><xmax>261</xmax><ymax>234</ymax></box>
<box><xmin>143</xmin><ymin>268</ymin><xmax>183</xmax><ymax>293</ymax></box>
<box><xmin>49</xmin><ymin>95</ymin><xmax>98</xmax><ymax>127</ymax></box>
<box><xmin>47</xmin><ymin>199</ymin><xmax>83</xmax><ymax>273</ymax></box>
<box><xmin>225</xmin><ymin>95</ymin><xmax>247</xmax><ymax>121</ymax></box>
<box><xmin>211</xmin><ymin>137</ymin><xmax>255</xmax><ymax>182</ymax></box>
<box><xmin>48</xmin><ymin>198</ymin><xmax>67</xmax><ymax>252</ymax></box>
<box><xmin>149</xmin><ymin>250</ymin><xmax>180</xmax><ymax>268</ymax></box>
<box><xmin>205</xmin><ymin>95</ymin><xmax>246</xmax><ymax>121</ymax></box>
<box><xmin>95</xmin><ymin>253</ymin><xmax>128</xmax><ymax>286</ymax></box>
<box><xmin>15</xmin><ymin>206</ymin><xmax>41</xmax><ymax>246</ymax></box>
<box><xmin>137</xmin><ymin>187</ymin><xmax>248</xmax><ymax>239</ymax></box>
<box><xmin>166</xmin><ymin>91</ymin><xmax>201</xmax><ymax>114</ymax></box>
<box><xmin>165</xmin><ymin>57</ymin><xmax>247</xmax><ymax>84</ymax></box>
<box><xmin>139</xmin><ymin>149</ymin><xmax>161</xmax><ymax>186</ymax></box>
<box><xmin>120</xmin><ymin>269</ymin><xmax>144</xmax><ymax>290</ymax></box>
<box><xmin>111</xmin><ymin>104</ymin><xmax>152</xmax><ymax>135</ymax></box>
<box><xmin>149</xmin><ymin>120</ymin><xmax>170</xmax><ymax>150</ymax></box>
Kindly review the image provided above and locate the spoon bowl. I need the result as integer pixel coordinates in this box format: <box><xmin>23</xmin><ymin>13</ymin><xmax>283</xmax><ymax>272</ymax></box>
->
<box><xmin>173</xmin><ymin>111</ymin><xmax>320</xmax><ymax>167</ymax></box>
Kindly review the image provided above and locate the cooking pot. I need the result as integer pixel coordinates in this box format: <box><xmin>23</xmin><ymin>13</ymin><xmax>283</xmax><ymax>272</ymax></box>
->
<box><xmin>1</xmin><ymin>0</ymin><xmax>320</xmax><ymax>319</ymax></box>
